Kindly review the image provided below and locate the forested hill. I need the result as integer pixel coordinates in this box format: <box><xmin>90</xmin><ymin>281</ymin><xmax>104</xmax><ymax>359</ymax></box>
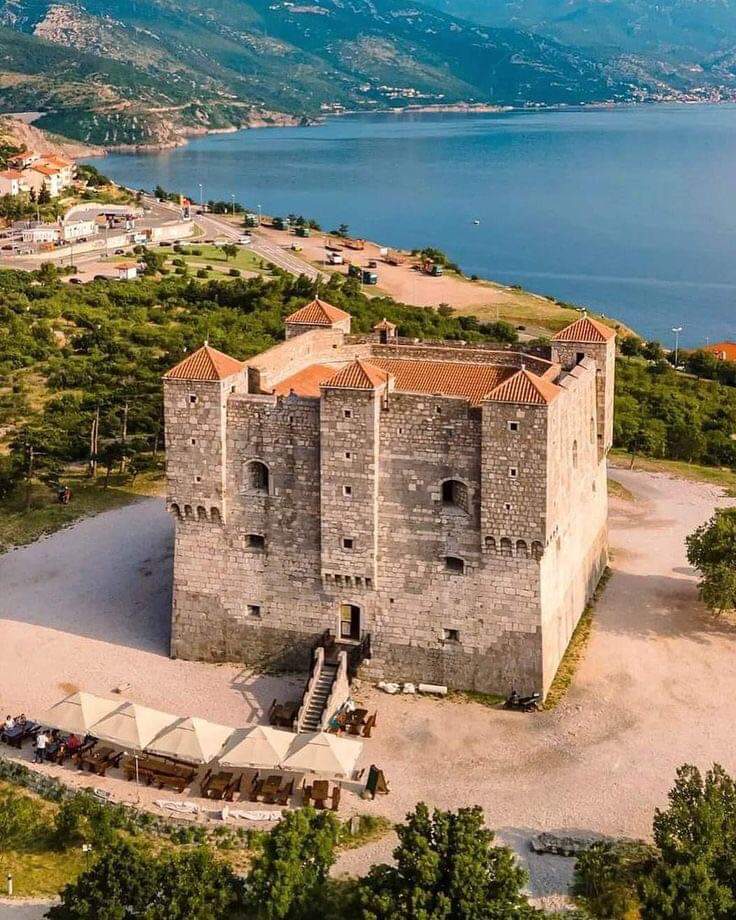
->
<box><xmin>0</xmin><ymin>0</ymin><xmax>644</xmax><ymax>147</ymax></box>
<box><xmin>423</xmin><ymin>0</ymin><xmax>736</xmax><ymax>96</ymax></box>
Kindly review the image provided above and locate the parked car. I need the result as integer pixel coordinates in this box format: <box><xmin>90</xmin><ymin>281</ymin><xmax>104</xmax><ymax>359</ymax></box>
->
<box><xmin>238</xmin><ymin>235</ymin><xmax>252</xmax><ymax>245</ymax></box>
<box><xmin>69</xmin><ymin>277</ymin><xmax>83</xmax><ymax>285</ymax></box>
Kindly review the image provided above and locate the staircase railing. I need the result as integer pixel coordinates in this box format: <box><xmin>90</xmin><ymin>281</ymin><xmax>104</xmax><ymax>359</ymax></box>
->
<box><xmin>293</xmin><ymin>646</ymin><xmax>324</xmax><ymax>732</ymax></box>
<box><xmin>318</xmin><ymin>651</ymin><xmax>349</xmax><ymax>732</ymax></box>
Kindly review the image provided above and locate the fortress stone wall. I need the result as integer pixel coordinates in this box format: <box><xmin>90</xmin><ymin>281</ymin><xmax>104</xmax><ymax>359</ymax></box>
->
<box><xmin>163</xmin><ymin>303</ymin><xmax>615</xmax><ymax>696</ymax></box>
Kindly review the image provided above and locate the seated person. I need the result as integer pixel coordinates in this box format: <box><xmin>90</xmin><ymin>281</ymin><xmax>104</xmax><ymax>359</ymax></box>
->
<box><xmin>3</xmin><ymin>714</ymin><xmax>15</xmax><ymax>732</ymax></box>
<box><xmin>65</xmin><ymin>734</ymin><xmax>83</xmax><ymax>753</ymax></box>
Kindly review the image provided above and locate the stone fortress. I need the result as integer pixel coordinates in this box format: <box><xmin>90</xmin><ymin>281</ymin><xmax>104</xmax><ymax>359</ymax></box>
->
<box><xmin>163</xmin><ymin>299</ymin><xmax>615</xmax><ymax>696</ymax></box>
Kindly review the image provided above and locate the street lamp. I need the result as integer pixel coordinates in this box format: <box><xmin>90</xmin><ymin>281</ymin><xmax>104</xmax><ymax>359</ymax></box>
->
<box><xmin>198</xmin><ymin>183</ymin><xmax>203</xmax><ymax>209</ymax></box>
<box><xmin>231</xmin><ymin>193</ymin><xmax>235</xmax><ymax>216</ymax></box>
<box><xmin>257</xmin><ymin>203</ymin><xmax>262</xmax><ymax>226</ymax></box>
<box><xmin>672</xmin><ymin>326</ymin><xmax>683</xmax><ymax>367</ymax></box>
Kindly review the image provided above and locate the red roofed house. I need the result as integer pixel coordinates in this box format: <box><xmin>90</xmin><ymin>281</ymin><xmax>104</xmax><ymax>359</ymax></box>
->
<box><xmin>163</xmin><ymin>301</ymin><xmax>616</xmax><ymax>701</ymax></box>
<box><xmin>704</xmin><ymin>342</ymin><xmax>736</xmax><ymax>362</ymax></box>
<box><xmin>0</xmin><ymin>169</ymin><xmax>26</xmax><ymax>196</ymax></box>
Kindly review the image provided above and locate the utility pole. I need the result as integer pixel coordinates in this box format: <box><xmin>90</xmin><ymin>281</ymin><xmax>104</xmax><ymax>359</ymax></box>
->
<box><xmin>120</xmin><ymin>400</ymin><xmax>129</xmax><ymax>472</ymax></box>
<box><xmin>672</xmin><ymin>326</ymin><xmax>683</xmax><ymax>368</ymax></box>
<box><xmin>24</xmin><ymin>443</ymin><xmax>34</xmax><ymax>514</ymax></box>
<box><xmin>89</xmin><ymin>405</ymin><xmax>100</xmax><ymax>477</ymax></box>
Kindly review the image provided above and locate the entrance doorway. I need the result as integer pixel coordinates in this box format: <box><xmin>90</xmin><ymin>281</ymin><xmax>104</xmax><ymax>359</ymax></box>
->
<box><xmin>339</xmin><ymin>604</ymin><xmax>361</xmax><ymax>641</ymax></box>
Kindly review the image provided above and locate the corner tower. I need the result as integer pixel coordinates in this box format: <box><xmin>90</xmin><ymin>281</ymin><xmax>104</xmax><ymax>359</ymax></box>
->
<box><xmin>163</xmin><ymin>344</ymin><xmax>246</xmax><ymax>523</ymax></box>
<box><xmin>552</xmin><ymin>316</ymin><xmax>616</xmax><ymax>459</ymax></box>
<box><xmin>284</xmin><ymin>298</ymin><xmax>351</xmax><ymax>339</ymax></box>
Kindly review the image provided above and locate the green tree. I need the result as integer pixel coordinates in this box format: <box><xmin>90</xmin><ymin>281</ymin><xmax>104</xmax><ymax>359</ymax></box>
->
<box><xmin>642</xmin><ymin>340</ymin><xmax>664</xmax><ymax>361</ymax></box>
<box><xmin>222</xmin><ymin>243</ymin><xmax>238</xmax><ymax>261</ymax></box>
<box><xmin>0</xmin><ymin>788</ymin><xmax>42</xmax><ymax>848</ymax></box>
<box><xmin>244</xmin><ymin>807</ymin><xmax>340</xmax><ymax>920</ymax></box>
<box><xmin>358</xmin><ymin>803</ymin><xmax>535</xmax><ymax>919</ymax></box>
<box><xmin>686</xmin><ymin>509</ymin><xmax>736</xmax><ymax>614</ymax></box>
<box><xmin>619</xmin><ymin>335</ymin><xmax>643</xmax><ymax>357</ymax></box>
<box><xmin>639</xmin><ymin>764</ymin><xmax>736</xmax><ymax>919</ymax></box>
<box><xmin>47</xmin><ymin>841</ymin><xmax>243</xmax><ymax>920</ymax></box>
<box><xmin>47</xmin><ymin>840</ymin><xmax>158</xmax><ymax>920</ymax></box>
<box><xmin>573</xmin><ymin>839</ymin><xmax>656</xmax><ymax>919</ymax></box>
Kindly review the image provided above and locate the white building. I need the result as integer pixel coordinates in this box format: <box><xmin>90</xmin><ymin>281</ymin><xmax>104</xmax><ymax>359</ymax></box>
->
<box><xmin>20</xmin><ymin>224</ymin><xmax>59</xmax><ymax>244</ymax></box>
<box><xmin>62</xmin><ymin>220</ymin><xmax>97</xmax><ymax>242</ymax></box>
<box><xmin>0</xmin><ymin>170</ymin><xmax>25</xmax><ymax>196</ymax></box>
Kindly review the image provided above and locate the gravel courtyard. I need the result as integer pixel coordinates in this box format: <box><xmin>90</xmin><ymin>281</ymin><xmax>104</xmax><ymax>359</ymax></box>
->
<box><xmin>0</xmin><ymin>467</ymin><xmax>734</xmax><ymax>906</ymax></box>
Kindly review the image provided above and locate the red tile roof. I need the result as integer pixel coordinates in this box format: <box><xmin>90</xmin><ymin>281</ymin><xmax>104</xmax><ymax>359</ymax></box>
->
<box><xmin>369</xmin><ymin>358</ymin><xmax>512</xmax><ymax>406</ymax></box>
<box><xmin>323</xmin><ymin>359</ymin><xmax>391</xmax><ymax>390</ymax></box>
<box><xmin>31</xmin><ymin>164</ymin><xmax>60</xmax><ymax>177</ymax></box>
<box><xmin>164</xmin><ymin>344</ymin><xmax>245</xmax><ymax>381</ymax></box>
<box><xmin>373</xmin><ymin>317</ymin><xmax>396</xmax><ymax>331</ymax></box>
<box><xmin>552</xmin><ymin>316</ymin><xmax>616</xmax><ymax>343</ymax></box>
<box><xmin>705</xmin><ymin>342</ymin><xmax>736</xmax><ymax>361</ymax></box>
<box><xmin>486</xmin><ymin>368</ymin><xmax>560</xmax><ymax>405</ymax></box>
<box><xmin>272</xmin><ymin>364</ymin><xmax>337</xmax><ymax>397</ymax></box>
<box><xmin>285</xmin><ymin>298</ymin><xmax>350</xmax><ymax>326</ymax></box>
<box><xmin>0</xmin><ymin>169</ymin><xmax>22</xmax><ymax>180</ymax></box>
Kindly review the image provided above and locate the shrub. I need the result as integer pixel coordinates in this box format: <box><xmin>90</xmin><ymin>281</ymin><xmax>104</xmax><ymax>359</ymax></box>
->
<box><xmin>229</xmin><ymin>268</ymin><xmax>241</xmax><ymax>277</ymax></box>
<box><xmin>196</xmin><ymin>268</ymin><xmax>208</xmax><ymax>278</ymax></box>
<box><xmin>573</xmin><ymin>839</ymin><xmax>656</xmax><ymax>918</ymax></box>
<box><xmin>0</xmin><ymin>787</ymin><xmax>42</xmax><ymax>847</ymax></box>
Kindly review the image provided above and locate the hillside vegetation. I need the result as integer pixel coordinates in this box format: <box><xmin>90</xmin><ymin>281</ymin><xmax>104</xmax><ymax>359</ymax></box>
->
<box><xmin>0</xmin><ymin>0</ymin><xmax>644</xmax><ymax>146</ymax></box>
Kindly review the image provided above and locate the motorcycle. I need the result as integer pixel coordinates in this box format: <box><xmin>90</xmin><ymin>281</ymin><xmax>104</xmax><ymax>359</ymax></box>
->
<box><xmin>503</xmin><ymin>690</ymin><xmax>541</xmax><ymax>712</ymax></box>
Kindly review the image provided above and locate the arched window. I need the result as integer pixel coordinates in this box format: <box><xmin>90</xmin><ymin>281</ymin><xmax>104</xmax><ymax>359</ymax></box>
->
<box><xmin>196</xmin><ymin>506</ymin><xmax>207</xmax><ymax>521</ymax></box>
<box><xmin>441</xmin><ymin>479</ymin><xmax>469</xmax><ymax>513</ymax></box>
<box><xmin>485</xmin><ymin>536</ymin><xmax>496</xmax><ymax>553</ymax></box>
<box><xmin>516</xmin><ymin>540</ymin><xmax>529</xmax><ymax>558</ymax></box>
<box><xmin>210</xmin><ymin>507</ymin><xmax>221</xmax><ymax>523</ymax></box>
<box><xmin>246</xmin><ymin>460</ymin><xmax>269</xmax><ymax>494</ymax></box>
<box><xmin>184</xmin><ymin>504</ymin><xmax>194</xmax><ymax>520</ymax></box>
<box><xmin>169</xmin><ymin>502</ymin><xmax>180</xmax><ymax>517</ymax></box>
<box><xmin>572</xmin><ymin>439</ymin><xmax>578</xmax><ymax>469</ymax></box>
<box><xmin>444</xmin><ymin>556</ymin><xmax>465</xmax><ymax>574</ymax></box>
<box><xmin>500</xmin><ymin>538</ymin><xmax>512</xmax><ymax>557</ymax></box>
<box><xmin>532</xmin><ymin>541</ymin><xmax>544</xmax><ymax>561</ymax></box>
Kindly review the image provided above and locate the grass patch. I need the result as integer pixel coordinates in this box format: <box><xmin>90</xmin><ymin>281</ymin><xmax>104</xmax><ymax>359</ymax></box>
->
<box><xmin>544</xmin><ymin>567</ymin><xmax>612</xmax><ymax>710</ymax></box>
<box><xmin>607</xmin><ymin>477</ymin><xmax>635</xmax><ymax>502</ymax></box>
<box><xmin>338</xmin><ymin>815</ymin><xmax>393</xmax><ymax>850</ymax></box>
<box><xmin>609</xmin><ymin>450</ymin><xmax>736</xmax><ymax>497</ymax></box>
<box><xmin>0</xmin><ymin>467</ymin><xmax>164</xmax><ymax>554</ymax></box>
<box><xmin>158</xmin><ymin>244</ymin><xmax>267</xmax><ymax>277</ymax></box>
<box><xmin>449</xmin><ymin>689</ymin><xmax>506</xmax><ymax>708</ymax></box>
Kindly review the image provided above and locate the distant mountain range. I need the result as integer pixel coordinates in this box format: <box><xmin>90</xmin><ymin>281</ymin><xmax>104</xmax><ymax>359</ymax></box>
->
<box><xmin>424</xmin><ymin>1</ymin><xmax>736</xmax><ymax>93</ymax></box>
<box><xmin>0</xmin><ymin>0</ymin><xmax>730</xmax><ymax>149</ymax></box>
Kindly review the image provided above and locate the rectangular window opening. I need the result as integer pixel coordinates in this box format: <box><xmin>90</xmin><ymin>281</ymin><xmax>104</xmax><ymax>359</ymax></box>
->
<box><xmin>344</xmin><ymin>409</ymin><xmax>353</xmax><ymax>419</ymax></box>
<box><xmin>342</xmin><ymin>537</ymin><xmax>354</xmax><ymax>550</ymax></box>
<box><xmin>247</xmin><ymin>604</ymin><xmax>261</xmax><ymax>618</ymax></box>
<box><xmin>509</xmin><ymin>467</ymin><xmax>518</xmax><ymax>479</ymax></box>
<box><xmin>189</xmin><ymin>394</ymin><xmax>197</xmax><ymax>405</ymax></box>
<box><xmin>344</xmin><ymin>451</ymin><xmax>352</xmax><ymax>460</ymax></box>
<box><xmin>507</xmin><ymin>421</ymin><xmax>519</xmax><ymax>432</ymax></box>
<box><xmin>343</xmin><ymin>485</ymin><xmax>353</xmax><ymax>497</ymax></box>
<box><xmin>248</xmin><ymin>533</ymin><xmax>265</xmax><ymax>550</ymax></box>
<box><xmin>443</xmin><ymin>628</ymin><xmax>460</xmax><ymax>642</ymax></box>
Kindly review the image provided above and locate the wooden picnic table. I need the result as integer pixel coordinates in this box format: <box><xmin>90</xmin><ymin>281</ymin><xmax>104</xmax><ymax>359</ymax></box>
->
<box><xmin>2</xmin><ymin>721</ymin><xmax>40</xmax><ymax>749</ymax></box>
<box><xmin>261</xmin><ymin>774</ymin><xmax>282</xmax><ymax>803</ymax></box>
<box><xmin>76</xmin><ymin>746</ymin><xmax>118</xmax><ymax>775</ymax></box>
<box><xmin>311</xmin><ymin>779</ymin><xmax>330</xmax><ymax>808</ymax></box>
<box><xmin>123</xmin><ymin>755</ymin><xmax>196</xmax><ymax>792</ymax></box>
<box><xmin>201</xmin><ymin>770</ymin><xmax>240</xmax><ymax>801</ymax></box>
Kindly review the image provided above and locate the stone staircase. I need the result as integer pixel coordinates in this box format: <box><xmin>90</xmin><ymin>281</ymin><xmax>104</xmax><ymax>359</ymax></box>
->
<box><xmin>299</xmin><ymin>660</ymin><xmax>338</xmax><ymax>733</ymax></box>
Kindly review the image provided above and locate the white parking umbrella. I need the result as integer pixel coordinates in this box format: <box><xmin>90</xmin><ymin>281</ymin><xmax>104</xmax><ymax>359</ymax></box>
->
<box><xmin>219</xmin><ymin>726</ymin><xmax>294</xmax><ymax>770</ymax></box>
<box><xmin>39</xmin><ymin>691</ymin><xmax>122</xmax><ymax>735</ymax></box>
<box><xmin>90</xmin><ymin>702</ymin><xmax>177</xmax><ymax>751</ymax></box>
<box><xmin>146</xmin><ymin>717</ymin><xmax>235</xmax><ymax>765</ymax></box>
<box><xmin>280</xmin><ymin>732</ymin><xmax>362</xmax><ymax>779</ymax></box>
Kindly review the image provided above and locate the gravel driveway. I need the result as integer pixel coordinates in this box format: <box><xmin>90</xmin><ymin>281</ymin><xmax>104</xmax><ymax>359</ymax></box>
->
<box><xmin>0</xmin><ymin>470</ymin><xmax>734</xmax><ymax>905</ymax></box>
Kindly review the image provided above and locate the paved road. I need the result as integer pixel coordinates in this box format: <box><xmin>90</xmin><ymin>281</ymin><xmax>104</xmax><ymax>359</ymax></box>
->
<box><xmin>0</xmin><ymin>903</ymin><xmax>53</xmax><ymax>919</ymax></box>
<box><xmin>194</xmin><ymin>211</ymin><xmax>323</xmax><ymax>281</ymax></box>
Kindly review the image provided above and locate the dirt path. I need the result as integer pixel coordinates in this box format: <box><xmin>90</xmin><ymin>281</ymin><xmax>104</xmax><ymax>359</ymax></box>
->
<box><xmin>0</xmin><ymin>470</ymin><xmax>733</xmax><ymax>904</ymax></box>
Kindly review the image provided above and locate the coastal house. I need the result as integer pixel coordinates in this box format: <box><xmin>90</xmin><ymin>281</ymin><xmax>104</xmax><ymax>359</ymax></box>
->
<box><xmin>61</xmin><ymin>219</ymin><xmax>98</xmax><ymax>242</ymax></box>
<box><xmin>0</xmin><ymin>169</ymin><xmax>26</xmax><ymax>196</ymax></box>
<box><xmin>705</xmin><ymin>342</ymin><xmax>736</xmax><ymax>362</ymax></box>
<box><xmin>20</xmin><ymin>222</ymin><xmax>59</xmax><ymax>244</ymax></box>
<box><xmin>116</xmin><ymin>262</ymin><xmax>139</xmax><ymax>280</ymax></box>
